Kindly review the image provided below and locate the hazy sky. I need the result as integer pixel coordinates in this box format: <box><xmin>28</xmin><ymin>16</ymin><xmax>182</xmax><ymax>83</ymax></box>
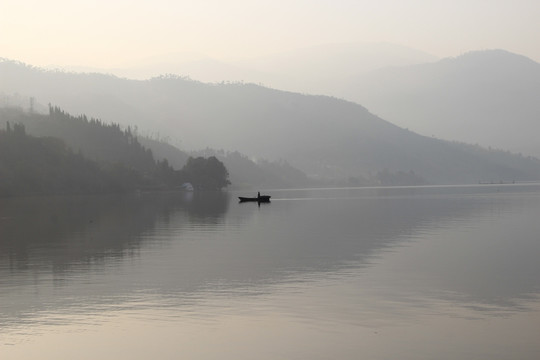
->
<box><xmin>2</xmin><ymin>0</ymin><xmax>540</xmax><ymax>68</ymax></box>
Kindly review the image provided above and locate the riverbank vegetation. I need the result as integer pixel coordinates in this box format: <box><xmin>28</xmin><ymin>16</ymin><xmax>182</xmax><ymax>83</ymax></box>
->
<box><xmin>0</xmin><ymin>107</ymin><xmax>230</xmax><ymax>197</ymax></box>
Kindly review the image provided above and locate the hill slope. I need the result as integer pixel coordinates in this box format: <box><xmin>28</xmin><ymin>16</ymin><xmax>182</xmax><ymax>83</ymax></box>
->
<box><xmin>1</xmin><ymin>59</ymin><xmax>540</xmax><ymax>185</ymax></box>
<box><xmin>0</xmin><ymin>107</ymin><xmax>233</xmax><ymax>194</ymax></box>
<box><xmin>1</xmin><ymin>106</ymin><xmax>308</xmax><ymax>189</ymax></box>
<box><xmin>342</xmin><ymin>50</ymin><xmax>540</xmax><ymax>157</ymax></box>
<box><xmin>0</xmin><ymin>123</ymin><xmax>138</xmax><ymax>196</ymax></box>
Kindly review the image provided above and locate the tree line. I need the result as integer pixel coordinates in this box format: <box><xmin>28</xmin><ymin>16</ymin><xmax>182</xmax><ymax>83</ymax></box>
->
<box><xmin>0</xmin><ymin>107</ymin><xmax>230</xmax><ymax>197</ymax></box>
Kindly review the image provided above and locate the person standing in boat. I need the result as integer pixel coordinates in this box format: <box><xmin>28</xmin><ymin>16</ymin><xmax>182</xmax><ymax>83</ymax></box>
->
<box><xmin>257</xmin><ymin>192</ymin><xmax>260</xmax><ymax>199</ymax></box>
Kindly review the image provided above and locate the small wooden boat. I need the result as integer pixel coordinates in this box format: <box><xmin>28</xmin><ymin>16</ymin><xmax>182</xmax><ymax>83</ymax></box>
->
<box><xmin>239</xmin><ymin>195</ymin><xmax>271</xmax><ymax>203</ymax></box>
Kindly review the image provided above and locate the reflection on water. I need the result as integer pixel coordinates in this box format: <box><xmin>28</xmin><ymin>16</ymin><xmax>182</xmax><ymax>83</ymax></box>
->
<box><xmin>0</xmin><ymin>191</ymin><xmax>229</xmax><ymax>271</ymax></box>
<box><xmin>2</xmin><ymin>185</ymin><xmax>540</xmax><ymax>359</ymax></box>
<box><xmin>0</xmin><ymin>192</ymin><xmax>230</xmax><ymax>329</ymax></box>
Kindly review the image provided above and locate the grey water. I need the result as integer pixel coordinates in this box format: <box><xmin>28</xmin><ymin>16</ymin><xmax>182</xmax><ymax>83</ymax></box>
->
<box><xmin>1</xmin><ymin>185</ymin><xmax>540</xmax><ymax>359</ymax></box>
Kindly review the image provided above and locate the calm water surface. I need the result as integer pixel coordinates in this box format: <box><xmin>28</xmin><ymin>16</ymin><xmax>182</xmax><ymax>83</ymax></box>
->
<box><xmin>1</xmin><ymin>185</ymin><xmax>540</xmax><ymax>359</ymax></box>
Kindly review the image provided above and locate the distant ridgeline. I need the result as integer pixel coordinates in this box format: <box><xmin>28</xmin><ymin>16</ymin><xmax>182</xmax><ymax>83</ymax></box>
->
<box><xmin>0</xmin><ymin>106</ymin><xmax>230</xmax><ymax>197</ymax></box>
<box><xmin>3</xmin><ymin>58</ymin><xmax>540</xmax><ymax>186</ymax></box>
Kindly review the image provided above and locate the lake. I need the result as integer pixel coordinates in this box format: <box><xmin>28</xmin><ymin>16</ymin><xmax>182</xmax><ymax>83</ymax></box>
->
<box><xmin>1</xmin><ymin>185</ymin><xmax>540</xmax><ymax>359</ymax></box>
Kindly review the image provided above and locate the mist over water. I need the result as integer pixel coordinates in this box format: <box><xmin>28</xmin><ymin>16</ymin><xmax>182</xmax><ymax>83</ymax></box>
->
<box><xmin>3</xmin><ymin>2</ymin><xmax>540</xmax><ymax>358</ymax></box>
<box><xmin>2</xmin><ymin>185</ymin><xmax>540</xmax><ymax>359</ymax></box>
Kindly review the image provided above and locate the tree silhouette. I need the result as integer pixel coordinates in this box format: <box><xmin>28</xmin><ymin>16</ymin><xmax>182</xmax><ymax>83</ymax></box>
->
<box><xmin>0</xmin><ymin>107</ymin><xmax>232</xmax><ymax>196</ymax></box>
<box><xmin>181</xmin><ymin>156</ymin><xmax>230</xmax><ymax>190</ymax></box>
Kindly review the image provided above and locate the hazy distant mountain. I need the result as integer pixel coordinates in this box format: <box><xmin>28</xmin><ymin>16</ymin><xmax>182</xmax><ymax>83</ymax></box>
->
<box><xmin>342</xmin><ymin>50</ymin><xmax>540</xmax><ymax>158</ymax></box>
<box><xmin>63</xmin><ymin>56</ymin><xmax>272</xmax><ymax>85</ymax></box>
<box><xmin>1</xmin><ymin>58</ymin><xmax>540</xmax><ymax>185</ymax></box>
<box><xmin>34</xmin><ymin>42</ymin><xmax>438</xmax><ymax>95</ymax></box>
<box><xmin>237</xmin><ymin>42</ymin><xmax>438</xmax><ymax>94</ymax></box>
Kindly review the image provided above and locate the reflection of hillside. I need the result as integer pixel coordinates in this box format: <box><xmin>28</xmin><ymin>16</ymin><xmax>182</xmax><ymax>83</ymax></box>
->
<box><xmin>158</xmin><ymin>186</ymin><xmax>501</xmax><ymax>297</ymax></box>
<box><xmin>1</xmin><ymin>187</ymin><xmax>539</xmax><ymax>328</ymax></box>
<box><xmin>0</xmin><ymin>191</ymin><xmax>229</xmax><ymax>272</ymax></box>
<box><xmin>233</xmin><ymin>186</ymin><xmax>540</xmax><ymax>312</ymax></box>
<box><xmin>184</xmin><ymin>191</ymin><xmax>230</xmax><ymax>223</ymax></box>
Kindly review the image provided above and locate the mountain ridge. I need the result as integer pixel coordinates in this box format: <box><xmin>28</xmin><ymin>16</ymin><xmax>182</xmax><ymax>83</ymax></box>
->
<box><xmin>342</xmin><ymin>49</ymin><xmax>540</xmax><ymax>157</ymax></box>
<box><xmin>1</xmin><ymin>57</ymin><xmax>540</xmax><ymax>185</ymax></box>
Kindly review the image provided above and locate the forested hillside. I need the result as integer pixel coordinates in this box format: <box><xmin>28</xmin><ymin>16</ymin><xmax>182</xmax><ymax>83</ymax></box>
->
<box><xmin>2</xmin><ymin>106</ymin><xmax>310</xmax><ymax>189</ymax></box>
<box><xmin>0</xmin><ymin>107</ymin><xmax>231</xmax><ymax>196</ymax></box>
<box><xmin>0</xmin><ymin>123</ymin><xmax>139</xmax><ymax>196</ymax></box>
<box><xmin>2</xmin><ymin>59</ymin><xmax>540</xmax><ymax>185</ymax></box>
